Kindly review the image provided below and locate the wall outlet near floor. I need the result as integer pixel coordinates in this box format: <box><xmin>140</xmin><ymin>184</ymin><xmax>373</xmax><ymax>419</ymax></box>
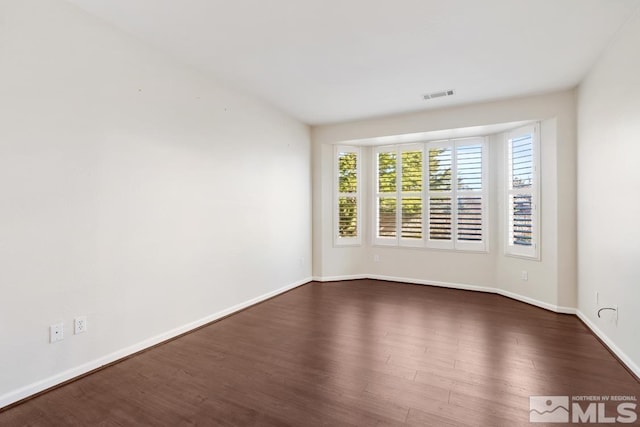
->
<box><xmin>521</xmin><ymin>270</ymin><xmax>528</xmax><ymax>281</ymax></box>
<box><xmin>373</xmin><ymin>254</ymin><xmax>380</xmax><ymax>263</ymax></box>
<box><xmin>74</xmin><ymin>316</ymin><xmax>87</xmax><ymax>334</ymax></box>
<box><xmin>50</xmin><ymin>323</ymin><xmax>64</xmax><ymax>343</ymax></box>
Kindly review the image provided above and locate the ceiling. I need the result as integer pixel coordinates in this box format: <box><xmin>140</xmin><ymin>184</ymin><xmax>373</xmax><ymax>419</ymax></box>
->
<box><xmin>341</xmin><ymin>121</ymin><xmax>533</xmax><ymax>146</ymax></box>
<box><xmin>66</xmin><ymin>0</ymin><xmax>639</xmax><ymax>125</ymax></box>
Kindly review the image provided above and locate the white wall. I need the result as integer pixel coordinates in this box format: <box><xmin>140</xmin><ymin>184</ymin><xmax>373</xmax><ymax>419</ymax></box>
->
<box><xmin>312</xmin><ymin>91</ymin><xmax>577</xmax><ymax>311</ymax></box>
<box><xmin>0</xmin><ymin>0</ymin><xmax>311</xmax><ymax>406</ymax></box>
<box><xmin>577</xmin><ymin>9</ymin><xmax>640</xmax><ymax>375</ymax></box>
<box><xmin>494</xmin><ymin>119</ymin><xmax>562</xmax><ymax>308</ymax></box>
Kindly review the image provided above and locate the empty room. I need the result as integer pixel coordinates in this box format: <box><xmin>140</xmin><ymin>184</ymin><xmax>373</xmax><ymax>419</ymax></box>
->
<box><xmin>1</xmin><ymin>0</ymin><xmax>639</xmax><ymax>425</ymax></box>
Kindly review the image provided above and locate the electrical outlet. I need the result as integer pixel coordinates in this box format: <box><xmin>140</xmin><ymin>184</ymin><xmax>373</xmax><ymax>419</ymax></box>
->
<box><xmin>50</xmin><ymin>323</ymin><xmax>64</xmax><ymax>343</ymax></box>
<box><xmin>521</xmin><ymin>270</ymin><xmax>528</xmax><ymax>281</ymax></box>
<box><xmin>74</xmin><ymin>316</ymin><xmax>87</xmax><ymax>334</ymax></box>
<box><xmin>374</xmin><ymin>254</ymin><xmax>380</xmax><ymax>262</ymax></box>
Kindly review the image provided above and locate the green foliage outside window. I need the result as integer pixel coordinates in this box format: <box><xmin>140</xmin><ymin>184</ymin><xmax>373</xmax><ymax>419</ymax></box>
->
<box><xmin>338</xmin><ymin>152</ymin><xmax>358</xmax><ymax>238</ymax></box>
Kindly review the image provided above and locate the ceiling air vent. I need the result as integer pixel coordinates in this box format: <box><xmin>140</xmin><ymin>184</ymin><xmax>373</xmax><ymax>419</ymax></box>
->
<box><xmin>423</xmin><ymin>89</ymin><xmax>455</xmax><ymax>100</ymax></box>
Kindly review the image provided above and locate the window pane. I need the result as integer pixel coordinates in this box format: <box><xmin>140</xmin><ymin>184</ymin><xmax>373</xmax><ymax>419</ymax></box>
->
<box><xmin>378</xmin><ymin>152</ymin><xmax>396</xmax><ymax>193</ymax></box>
<box><xmin>429</xmin><ymin>197</ymin><xmax>451</xmax><ymax>240</ymax></box>
<box><xmin>456</xmin><ymin>144</ymin><xmax>482</xmax><ymax>191</ymax></box>
<box><xmin>338</xmin><ymin>152</ymin><xmax>357</xmax><ymax>193</ymax></box>
<box><xmin>510</xmin><ymin>135</ymin><xmax>533</xmax><ymax>189</ymax></box>
<box><xmin>338</xmin><ymin>196</ymin><xmax>357</xmax><ymax>238</ymax></box>
<box><xmin>378</xmin><ymin>197</ymin><xmax>397</xmax><ymax>237</ymax></box>
<box><xmin>429</xmin><ymin>148</ymin><xmax>452</xmax><ymax>191</ymax></box>
<box><xmin>457</xmin><ymin>196</ymin><xmax>482</xmax><ymax>241</ymax></box>
<box><xmin>401</xmin><ymin>197</ymin><xmax>422</xmax><ymax>239</ymax></box>
<box><xmin>402</xmin><ymin>150</ymin><xmax>422</xmax><ymax>192</ymax></box>
<box><xmin>509</xmin><ymin>194</ymin><xmax>532</xmax><ymax>246</ymax></box>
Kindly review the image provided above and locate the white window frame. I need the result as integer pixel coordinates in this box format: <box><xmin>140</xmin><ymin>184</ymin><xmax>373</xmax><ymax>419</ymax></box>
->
<box><xmin>399</xmin><ymin>144</ymin><xmax>425</xmax><ymax>247</ymax></box>
<box><xmin>334</xmin><ymin>145</ymin><xmax>361</xmax><ymax>246</ymax></box>
<box><xmin>426</xmin><ymin>140</ymin><xmax>454</xmax><ymax>250</ymax></box>
<box><xmin>505</xmin><ymin>123</ymin><xmax>540</xmax><ymax>259</ymax></box>
<box><xmin>372</xmin><ymin>138</ymin><xmax>488</xmax><ymax>252</ymax></box>
<box><xmin>426</xmin><ymin>138</ymin><xmax>489</xmax><ymax>252</ymax></box>
<box><xmin>373</xmin><ymin>145</ymin><xmax>400</xmax><ymax>246</ymax></box>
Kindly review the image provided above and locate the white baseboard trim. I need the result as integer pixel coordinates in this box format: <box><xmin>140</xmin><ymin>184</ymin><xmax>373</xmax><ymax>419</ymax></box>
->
<box><xmin>0</xmin><ymin>276</ymin><xmax>311</xmax><ymax>410</ymax></box>
<box><xmin>368</xmin><ymin>274</ymin><xmax>495</xmax><ymax>293</ymax></box>
<box><xmin>576</xmin><ymin>310</ymin><xmax>640</xmax><ymax>379</ymax></box>
<box><xmin>366</xmin><ymin>274</ymin><xmax>576</xmax><ymax>314</ymax></box>
<box><xmin>312</xmin><ymin>274</ymin><xmax>367</xmax><ymax>282</ymax></box>
<box><xmin>497</xmin><ymin>289</ymin><xmax>576</xmax><ymax>315</ymax></box>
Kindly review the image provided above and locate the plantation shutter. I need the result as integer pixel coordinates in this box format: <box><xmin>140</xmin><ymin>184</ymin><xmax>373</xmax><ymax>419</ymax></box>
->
<box><xmin>506</xmin><ymin>124</ymin><xmax>539</xmax><ymax>258</ymax></box>
<box><xmin>427</xmin><ymin>138</ymin><xmax>487</xmax><ymax>251</ymax></box>
<box><xmin>335</xmin><ymin>146</ymin><xmax>361</xmax><ymax>245</ymax></box>
<box><xmin>372</xmin><ymin>139</ymin><xmax>487</xmax><ymax>251</ymax></box>
<box><xmin>376</xmin><ymin>149</ymin><xmax>398</xmax><ymax>243</ymax></box>
<box><xmin>427</xmin><ymin>143</ymin><xmax>453</xmax><ymax>248</ymax></box>
<box><xmin>400</xmin><ymin>146</ymin><xmax>424</xmax><ymax>245</ymax></box>
<box><xmin>455</xmin><ymin>142</ymin><xmax>485</xmax><ymax>250</ymax></box>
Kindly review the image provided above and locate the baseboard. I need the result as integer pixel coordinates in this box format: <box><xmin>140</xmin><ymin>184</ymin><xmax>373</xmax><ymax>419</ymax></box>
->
<box><xmin>576</xmin><ymin>310</ymin><xmax>640</xmax><ymax>380</ymax></box>
<box><xmin>368</xmin><ymin>274</ymin><xmax>495</xmax><ymax>294</ymax></box>
<box><xmin>0</xmin><ymin>276</ymin><xmax>311</xmax><ymax>410</ymax></box>
<box><xmin>497</xmin><ymin>289</ymin><xmax>576</xmax><ymax>314</ymax></box>
<box><xmin>316</xmin><ymin>273</ymin><xmax>576</xmax><ymax>314</ymax></box>
<box><xmin>366</xmin><ymin>274</ymin><xmax>575</xmax><ymax>314</ymax></box>
<box><xmin>312</xmin><ymin>274</ymin><xmax>367</xmax><ymax>282</ymax></box>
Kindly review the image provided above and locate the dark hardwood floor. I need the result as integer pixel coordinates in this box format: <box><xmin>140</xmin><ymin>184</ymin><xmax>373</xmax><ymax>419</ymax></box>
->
<box><xmin>2</xmin><ymin>279</ymin><xmax>639</xmax><ymax>426</ymax></box>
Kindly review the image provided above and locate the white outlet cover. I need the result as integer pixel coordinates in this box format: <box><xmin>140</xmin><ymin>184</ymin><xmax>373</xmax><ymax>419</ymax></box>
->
<box><xmin>74</xmin><ymin>316</ymin><xmax>87</xmax><ymax>334</ymax></box>
<box><xmin>50</xmin><ymin>323</ymin><xmax>64</xmax><ymax>343</ymax></box>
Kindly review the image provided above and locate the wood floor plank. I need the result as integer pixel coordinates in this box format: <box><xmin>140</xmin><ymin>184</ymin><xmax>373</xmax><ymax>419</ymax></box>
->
<box><xmin>1</xmin><ymin>279</ymin><xmax>638</xmax><ymax>426</ymax></box>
